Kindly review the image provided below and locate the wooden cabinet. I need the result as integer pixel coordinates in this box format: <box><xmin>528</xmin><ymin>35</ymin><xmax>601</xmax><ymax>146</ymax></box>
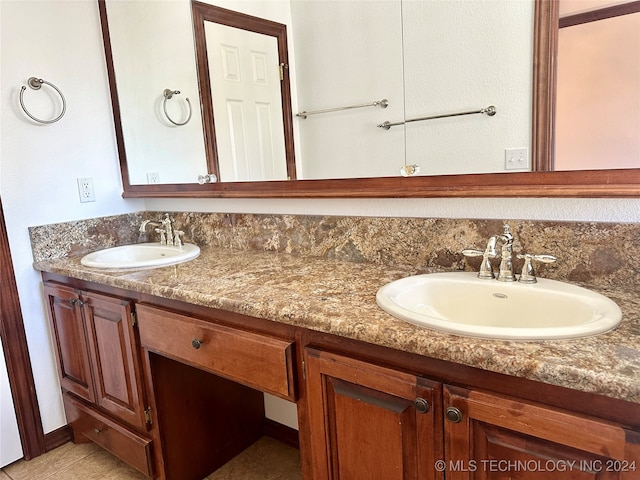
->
<box><xmin>42</xmin><ymin>274</ymin><xmax>640</xmax><ymax>480</ymax></box>
<box><xmin>135</xmin><ymin>303</ymin><xmax>297</xmax><ymax>480</ymax></box>
<box><xmin>304</xmin><ymin>348</ymin><xmax>640</xmax><ymax>480</ymax></box>
<box><xmin>304</xmin><ymin>348</ymin><xmax>443</xmax><ymax>480</ymax></box>
<box><xmin>444</xmin><ymin>385</ymin><xmax>639</xmax><ymax>480</ymax></box>
<box><xmin>44</xmin><ymin>282</ymin><xmax>153</xmax><ymax>477</ymax></box>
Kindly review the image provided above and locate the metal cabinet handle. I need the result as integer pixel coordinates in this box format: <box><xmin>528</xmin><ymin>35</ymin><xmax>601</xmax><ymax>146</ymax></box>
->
<box><xmin>414</xmin><ymin>398</ymin><xmax>430</xmax><ymax>414</ymax></box>
<box><xmin>191</xmin><ymin>338</ymin><xmax>203</xmax><ymax>350</ymax></box>
<box><xmin>445</xmin><ymin>407</ymin><xmax>463</xmax><ymax>423</ymax></box>
<box><xmin>93</xmin><ymin>428</ymin><xmax>102</xmax><ymax>437</ymax></box>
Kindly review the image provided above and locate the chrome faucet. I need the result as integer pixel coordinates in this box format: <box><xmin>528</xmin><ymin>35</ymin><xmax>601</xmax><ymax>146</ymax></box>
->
<box><xmin>495</xmin><ymin>224</ymin><xmax>515</xmax><ymax>282</ymax></box>
<box><xmin>463</xmin><ymin>224</ymin><xmax>556</xmax><ymax>283</ymax></box>
<box><xmin>139</xmin><ymin>214</ymin><xmax>181</xmax><ymax>246</ymax></box>
<box><xmin>463</xmin><ymin>224</ymin><xmax>515</xmax><ymax>281</ymax></box>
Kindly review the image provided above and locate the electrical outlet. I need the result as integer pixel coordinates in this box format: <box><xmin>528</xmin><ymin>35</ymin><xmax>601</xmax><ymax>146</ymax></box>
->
<box><xmin>505</xmin><ymin>148</ymin><xmax>529</xmax><ymax>170</ymax></box>
<box><xmin>77</xmin><ymin>177</ymin><xmax>95</xmax><ymax>203</ymax></box>
<box><xmin>147</xmin><ymin>172</ymin><xmax>160</xmax><ymax>184</ymax></box>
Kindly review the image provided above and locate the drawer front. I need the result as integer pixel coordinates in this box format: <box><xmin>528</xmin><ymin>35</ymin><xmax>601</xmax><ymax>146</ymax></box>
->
<box><xmin>137</xmin><ymin>304</ymin><xmax>296</xmax><ymax>400</ymax></box>
<box><xmin>63</xmin><ymin>394</ymin><xmax>154</xmax><ymax>477</ymax></box>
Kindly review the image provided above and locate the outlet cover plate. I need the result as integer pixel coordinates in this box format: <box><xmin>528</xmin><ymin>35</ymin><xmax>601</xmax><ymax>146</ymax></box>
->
<box><xmin>77</xmin><ymin>177</ymin><xmax>95</xmax><ymax>203</ymax></box>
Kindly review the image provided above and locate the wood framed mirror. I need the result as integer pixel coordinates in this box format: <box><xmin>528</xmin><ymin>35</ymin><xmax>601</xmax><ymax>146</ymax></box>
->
<box><xmin>98</xmin><ymin>0</ymin><xmax>640</xmax><ymax>198</ymax></box>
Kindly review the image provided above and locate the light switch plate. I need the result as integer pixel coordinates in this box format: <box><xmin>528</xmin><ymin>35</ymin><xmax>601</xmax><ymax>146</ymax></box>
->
<box><xmin>505</xmin><ymin>148</ymin><xmax>529</xmax><ymax>170</ymax></box>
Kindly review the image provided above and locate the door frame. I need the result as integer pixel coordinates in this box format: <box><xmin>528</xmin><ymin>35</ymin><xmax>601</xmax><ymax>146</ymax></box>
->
<box><xmin>191</xmin><ymin>1</ymin><xmax>297</xmax><ymax>181</ymax></box>
<box><xmin>0</xmin><ymin>197</ymin><xmax>46</xmax><ymax>460</ymax></box>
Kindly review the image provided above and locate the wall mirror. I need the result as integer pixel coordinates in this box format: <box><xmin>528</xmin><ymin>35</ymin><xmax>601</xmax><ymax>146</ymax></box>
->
<box><xmin>99</xmin><ymin>0</ymin><xmax>640</xmax><ymax>198</ymax></box>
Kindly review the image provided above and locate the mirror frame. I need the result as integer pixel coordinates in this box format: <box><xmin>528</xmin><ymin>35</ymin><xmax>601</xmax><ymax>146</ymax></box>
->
<box><xmin>98</xmin><ymin>0</ymin><xmax>640</xmax><ymax>198</ymax></box>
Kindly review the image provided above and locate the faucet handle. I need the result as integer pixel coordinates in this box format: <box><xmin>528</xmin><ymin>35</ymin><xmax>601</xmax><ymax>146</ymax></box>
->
<box><xmin>517</xmin><ymin>253</ymin><xmax>557</xmax><ymax>284</ymax></box>
<box><xmin>463</xmin><ymin>249</ymin><xmax>496</xmax><ymax>279</ymax></box>
<box><xmin>155</xmin><ymin>228</ymin><xmax>167</xmax><ymax>245</ymax></box>
<box><xmin>173</xmin><ymin>230</ymin><xmax>184</xmax><ymax>248</ymax></box>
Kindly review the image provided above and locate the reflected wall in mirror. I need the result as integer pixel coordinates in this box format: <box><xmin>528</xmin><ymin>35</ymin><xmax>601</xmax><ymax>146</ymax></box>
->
<box><xmin>103</xmin><ymin>0</ymin><xmax>209</xmax><ymax>185</ymax></box>
<box><xmin>554</xmin><ymin>0</ymin><xmax>640</xmax><ymax>171</ymax></box>
<box><xmin>99</xmin><ymin>0</ymin><xmax>640</xmax><ymax>197</ymax></box>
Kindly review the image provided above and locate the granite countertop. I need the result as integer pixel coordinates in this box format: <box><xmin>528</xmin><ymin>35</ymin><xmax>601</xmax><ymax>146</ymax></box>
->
<box><xmin>34</xmin><ymin>246</ymin><xmax>640</xmax><ymax>405</ymax></box>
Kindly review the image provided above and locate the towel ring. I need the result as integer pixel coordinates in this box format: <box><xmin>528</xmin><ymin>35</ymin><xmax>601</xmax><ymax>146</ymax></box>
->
<box><xmin>19</xmin><ymin>77</ymin><xmax>66</xmax><ymax>124</ymax></box>
<box><xmin>162</xmin><ymin>89</ymin><xmax>192</xmax><ymax>126</ymax></box>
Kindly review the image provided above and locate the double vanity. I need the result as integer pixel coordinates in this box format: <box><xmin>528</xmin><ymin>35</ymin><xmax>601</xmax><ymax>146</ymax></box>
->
<box><xmin>32</xmin><ymin>213</ymin><xmax>640</xmax><ymax>479</ymax></box>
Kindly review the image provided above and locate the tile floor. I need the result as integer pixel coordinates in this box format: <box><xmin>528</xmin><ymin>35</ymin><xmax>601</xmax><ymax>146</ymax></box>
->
<box><xmin>1</xmin><ymin>437</ymin><xmax>301</xmax><ymax>480</ymax></box>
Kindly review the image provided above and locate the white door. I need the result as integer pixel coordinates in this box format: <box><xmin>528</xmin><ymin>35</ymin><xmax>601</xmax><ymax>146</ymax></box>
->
<box><xmin>205</xmin><ymin>21</ymin><xmax>288</xmax><ymax>182</ymax></box>
<box><xmin>0</xmin><ymin>337</ymin><xmax>23</xmax><ymax>467</ymax></box>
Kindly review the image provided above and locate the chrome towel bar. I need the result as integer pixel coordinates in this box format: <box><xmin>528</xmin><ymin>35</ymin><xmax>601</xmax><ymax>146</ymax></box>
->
<box><xmin>297</xmin><ymin>98</ymin><xmax>388</xmax><ymax>119</ymax></box>
<box><xmin>378</xmin><ymin>105</ymin><xmax>496</xmax><ymax>130</ymax></box>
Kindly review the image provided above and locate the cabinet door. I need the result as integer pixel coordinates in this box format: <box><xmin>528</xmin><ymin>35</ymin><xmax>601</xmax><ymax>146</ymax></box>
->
<box><xmin>82</xmin><ymin>292</ymin><xmax>147</xmax><ymax>429</ymax></box>
<box><xmin>444</xmin><ymin>385</ymin><xmax>639</xmax><ymax>480</ymax></box>
<box><xmin>44</xmin><ymin>283</ymin><xmax>95</xmax><ymax>403</ymax></box>
<box><xmin>305</xmin><ymin>348</ymin><xmax>443</xmax><ymax>480</ymax></box>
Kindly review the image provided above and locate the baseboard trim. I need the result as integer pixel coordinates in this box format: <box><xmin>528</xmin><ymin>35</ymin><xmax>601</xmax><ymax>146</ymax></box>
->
<box><xmin>263</xmin><ymin>419</ymin><xmax>299</xmax><ymax>449</ymax></box>
<box><xmin>45</xmin><ymin>421</ymin><xmax>297</xmax><ymax>454</ymax></box>
<box><xmin>44</xmin><ymin>425</ymin><xmax>73</xmax><ymax>452</ymax></box>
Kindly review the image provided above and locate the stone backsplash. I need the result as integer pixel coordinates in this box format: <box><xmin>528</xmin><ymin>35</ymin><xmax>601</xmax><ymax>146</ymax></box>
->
<box><xmin>29</xmin><ymin>211</ymin><xmax>640</xmax><ymax>288</ymax></box>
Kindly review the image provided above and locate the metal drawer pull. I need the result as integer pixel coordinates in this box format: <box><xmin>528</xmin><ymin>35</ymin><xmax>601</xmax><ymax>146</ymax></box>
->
<box><xmin>191</xmin><ymin>338</ymin><xmax>203</xmax><ymax>350</ymax></box>
<box><xmin>93</xmin><ymin>428</ymin><xmax>102</xmax><ymax>436</ymax></box>
<box><xmin>414</xmin><ymin>398</ymin><xmax>430</xmax><ymax>414</ymax></box>
<box><xmin>445</xmin><ymin>407</ymin><xmax>463</xmax><ymax>423</ymax></box>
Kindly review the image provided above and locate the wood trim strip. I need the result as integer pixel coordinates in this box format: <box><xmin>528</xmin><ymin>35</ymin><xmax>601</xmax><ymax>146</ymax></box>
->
<box><xmin>0</xmin><ymin>198</ymin><xmax>45</xmax><ymax>460</ymax></box>
<box><xmin>43</xmin><ymin>426</ymin><xmax>73</xmax><ymax>452</ymax></box>
<box><xmin>560</xmin><ymin>1</ymin><xmax>640</xmax><ymax>28</ymax></box>
<box><xmin>531</xmin><ymin>0</ymin><xmax>558</xmax><ymax>172</ymax></box>
<box><xmin>97</xmin><ymin>0</ymin><xmax>132</xmax><ymax>191</ymax></box>
<box><xmin>120</xmin><ymin>168</ymin><xmax>640</xmax><ymax>198</ymax></box>
<box><xmin>263</xmin><ymin>418</ymin><xmax>300</xmax><ymax>449</ymax></box>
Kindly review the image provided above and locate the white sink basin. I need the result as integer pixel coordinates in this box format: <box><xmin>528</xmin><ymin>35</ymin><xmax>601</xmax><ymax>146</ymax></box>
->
<box><xmin>81</xmin><ymin>242</ymin><xmax>200</xmax><ymax>269</ymax></box>
<box><xmin>376</xmin><ymin>272</ymin><xmax>622</xmax><ymax>340</ymax></box>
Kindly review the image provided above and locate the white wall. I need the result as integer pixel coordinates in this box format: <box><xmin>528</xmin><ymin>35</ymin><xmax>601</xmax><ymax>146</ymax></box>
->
<box><xmin>291</xmin><ymin>0</ymin><xmax>406</xmax><ymax>179</ymax></box>
<box><xmin>556</xmin><ymin>12</ymin><xmax>640</xmax><ymax>170</ymax></box>
<box><xmin>403</xmin><ymin>0</ymin><xmax>533</xmax><ymax>176</ymax></box>
<box><xmin>107</xmin><ymin>0</ymin><xmax>208</xmax><ymax>185</ymax></box>
<box><xmin>1</xmin><ymin>0</ymin><xmax>640</xmax><ymax>452</ymax></box>
<box><xmin>1</xmin><ymin>0</ymin><xmax>144</xmax><ymax>436</ymax></box>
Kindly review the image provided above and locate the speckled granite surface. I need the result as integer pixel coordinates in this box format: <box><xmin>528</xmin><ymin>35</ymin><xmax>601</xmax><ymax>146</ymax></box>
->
<box><xmin>29</xmin><ymin>213</ymin><xmax>640</xmax><ymax>404</ymax></box>
<box><xmin>30</xmin><ymin>212</ymin><xmax>640</xmax><ymax>287</ymax></box>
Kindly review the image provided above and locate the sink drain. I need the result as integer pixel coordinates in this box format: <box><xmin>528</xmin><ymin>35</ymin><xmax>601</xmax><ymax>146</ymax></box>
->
<box><xmin>493</xmin><ymin>293</ymin><xmax>508</xmax><ymax>299</ymax></box>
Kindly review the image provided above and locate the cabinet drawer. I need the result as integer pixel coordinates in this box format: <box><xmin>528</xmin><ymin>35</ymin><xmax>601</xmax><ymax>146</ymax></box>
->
<box><xmin>63</xmin><ymin>394</ymin><xmax>154</xmax><ymax>477</ymax></box>
<box><xmin>136</xmin><ymin>304</ymin><xmax>296</xmax><ymax>400</ymax></box>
